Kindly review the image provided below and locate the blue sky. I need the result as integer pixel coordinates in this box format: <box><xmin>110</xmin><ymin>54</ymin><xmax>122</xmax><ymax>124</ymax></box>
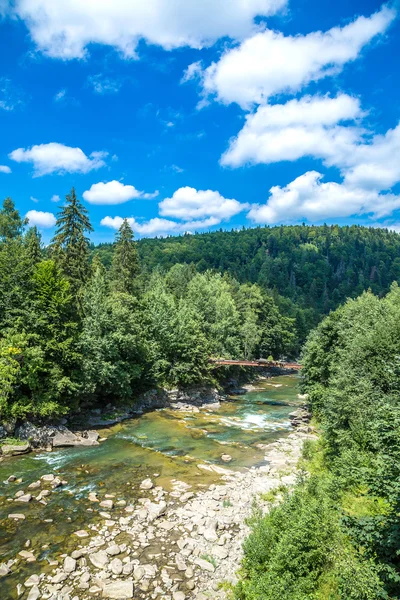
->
<box><xmin>0</xmin><ymin>0</ymin><xmax>400</xmax><ymax>243</ymax></box>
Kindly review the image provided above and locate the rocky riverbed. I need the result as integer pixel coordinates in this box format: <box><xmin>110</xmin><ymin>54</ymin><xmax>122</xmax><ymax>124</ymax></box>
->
<box><xmin>1</xmin><ymin>375</ymin><xmax>310</xmax><ymax>599</ymax></box>
<box><xmin>1</xmin><ymin>429</ymin><xmax>314</xmax><ymax>600</ymax></box>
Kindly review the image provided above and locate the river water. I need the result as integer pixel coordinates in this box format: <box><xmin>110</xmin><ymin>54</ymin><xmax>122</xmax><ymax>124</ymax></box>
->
<box><xmin>0</xmin><ymin>374</ymin><xmax>300</xmax><ymax>597</ymax></box>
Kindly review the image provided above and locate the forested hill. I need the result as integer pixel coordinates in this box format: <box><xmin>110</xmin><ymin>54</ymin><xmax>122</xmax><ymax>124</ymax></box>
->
<box><xmin>95</xmin><ymin>224</ymin><xmax>400</xmax><ymax>334</ymax></box>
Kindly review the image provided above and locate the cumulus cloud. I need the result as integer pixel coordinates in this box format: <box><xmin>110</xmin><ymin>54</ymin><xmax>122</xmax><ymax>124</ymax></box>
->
<box><xmin>26</xmin><ymin>209</ymin><xmax>56</xmax><ymax>228</ymax></box>
<box><xmin>83</xmin><ymin>180</ymin><xmax>158</xmax><ymax>205</ymax></box>
<box><xmin>222</xmin><ymin>94</ymin><xmax>363</xmax><ymax>167</ymax></box>
<box><xmin>51</xmin><ymin>194</ymin><xmax>60</xmax><ymax>202</ymax></box>
<box><xmin>6</xmin><ymin>0</ymin><xmax>287</xmax><ymax>59</ymax></box>
<box><xmin>196</xmin><ymin>6</ymin><xmax>395</xmax><ymax>108</ymax></box>
<box><xmin>248</xmin><ymin>171</ymin><xmax>400</xmax><ymax>225</ymax></box>
<box><xmin>101</xmin><ymin>215</ymin><xmax>219</xmax><ymax>237</ymax></box>
<box><xmin>0</xmin><ymin>165</ymin><xmax>11</xmax><ymax>173</ymax></box>
<box><xmin>343</xmin><ymin>124</ymin><xmax>400</xmax><ymax>191</ymax></box>
<box><xmin>9</xmin><ymin>143</ymin><xmax>107</xmax><ymax>176</ymax></box>
<box><xmin>159</xmin><ymin>186</ymin><xmax>247</xmax><ymax>221</ymax></box>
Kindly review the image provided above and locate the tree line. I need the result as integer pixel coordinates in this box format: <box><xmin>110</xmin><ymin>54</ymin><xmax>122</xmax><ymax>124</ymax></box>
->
<box><xmin>94</xmin><ymin>223</ymin><xmax>400</xmax><ymax>345</ymax></box>
<box><xmin>0</xmin><ymin>190</ymin><xmax>294</xmax><ymax>422</ymax></box>
<box><xmin>236</xmin><ymin>285</ymin><xmax>400</xmax><ymax>599</ymax></box>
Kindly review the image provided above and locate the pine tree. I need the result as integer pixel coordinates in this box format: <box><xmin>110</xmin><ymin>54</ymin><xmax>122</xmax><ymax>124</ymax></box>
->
<box><xmin>110</xmin><ymin>219</ymin><xmax>140</xmax><ymax>294</ymax></box>
<box><xmin>25</xmin><ymin>226</ymin><xmax>42</xmax><ymax>266</ymax></box>
<box><xmin>0</xmin><ymin>197</ymin><xmax>26</xmax><ymax>241</ymax></box>
<box><xmin>51</xmin><ymin>187</ymin><xmax>93</xmax><ymax>294</ymax></box>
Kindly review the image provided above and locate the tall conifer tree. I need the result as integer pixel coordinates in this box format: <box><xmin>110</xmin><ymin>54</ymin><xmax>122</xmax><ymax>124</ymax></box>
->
<box><xmin>110</xmin><ymin>219</ymin><xmax>140</xmax><ymax>294</ymax></box>
<box><xmin>51</xmin><ymin>187</ymin><xmax>93</xmax><ymax>294</ymax></box>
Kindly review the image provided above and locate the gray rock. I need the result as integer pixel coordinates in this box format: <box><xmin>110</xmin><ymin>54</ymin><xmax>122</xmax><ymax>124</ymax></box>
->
<box><xmin>1</xmin><ymin>443</ymin><xmax>30</xmax><ymax>456</ymax></box>
<box><xmin>24</xmin><ymin>574</ymin><xmax>40</xmax><ymax>587</ymax></box>
<box><xmin>0</xmin><ymin>563</ymin><xmax>10</xmax><ymax>577</ymax></box>
<box><xmin>100</xmin><ymin>499</ymin><xmax>114</xmax><ymax>510</ymax></box>
<box><xmin>15</xmin><ymin>494</ymin><xmax>32</xmax><ymax>503</ymax></box>
<box><xmin>139</xmin><ymin>478</ymin><xmax>153</xmax><ymax>490</ymax></box>
<box><xmin>194</xmin><ymin>557</ymin><xmax>215</xmax><ymax>572</ymax></box>
<box><xmin>27</xmin><ymin>585</ymin><xmax>40</xmax><ymax>600</ymax></box>
<box><xmin>89</xmin><ymin>550</ymin><xmax>109</xmax><ymax>569</ymax></box>
<box><xmin>106</xmin><ymin>544</ymin><xmax>120</xmax><ymax>556</ymax></box>
<box><xmin>8</xmin><ymin>513</ymin><xmax>25</xmax><ymax>520</ymax></box>
<box><xmin>173</xmin><ymin>592</ymin><xmax>186</xmax><ymax>600</ymax></box>
<box><xmin>64</xmin><ymin>556</ymin><xmax>77</xmax><ymax>573</ymax></box>
<box><xmin>7</xmin><ymin>475</ymin><xmax>16</xmax><ymax>482</ymax></box>
<box><xmin>147</xmin><ymin>500</ymin><xmax>166</xmax><ymax>521</ymax></box>
<box><xmin>110</xmin><ymin>557</ymin><xmax>123</xmax><ymax>575</ymax></box>
<box><xmin>102</xmin><ymin>580</ymin><xmax>134</xmax><ymax>599</ymax></box>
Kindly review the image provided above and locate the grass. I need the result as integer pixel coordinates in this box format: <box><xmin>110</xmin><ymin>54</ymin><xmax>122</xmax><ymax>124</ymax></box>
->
<box><xmin>223</xmin><ymin>498</ymin><xmax>233</xmax><ymax>508</ymax></box>
<box><xmin>260</xmin><ymin>483</ymin><xmax>287</xmax><ymax>503</ymax></box>
<box><xmin>200</xmin><ymin>554</ymin><xmax>217</xmax><ymax>569</ymax></box>
<box><xmin>0</xmin><ymin>437</ymin><xmax>26</xmax><ymax>446</ymax></box>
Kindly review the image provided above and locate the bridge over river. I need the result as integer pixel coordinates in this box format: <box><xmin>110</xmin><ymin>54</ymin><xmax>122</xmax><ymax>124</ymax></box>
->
<box><xmin>210</xmin><ymin>358</ymin><xmax>302</xmax><ymax>370</ymax></box>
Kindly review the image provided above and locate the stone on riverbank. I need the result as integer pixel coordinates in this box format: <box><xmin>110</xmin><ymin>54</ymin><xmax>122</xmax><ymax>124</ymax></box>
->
<box><xmin>1</xmin><ymin>443</ymin><xmax>30</xmax><ymax>456</ymax></box>
<box><xmin>102</xmin><ymin>580</ymin><xmax>134</xmax><ymax>599</ymax></box>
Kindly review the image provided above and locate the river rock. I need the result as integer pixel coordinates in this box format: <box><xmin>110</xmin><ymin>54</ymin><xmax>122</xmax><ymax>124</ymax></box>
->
<box><xmin>0</xmin><ymin>563</ymin><xmax>10</xmax><ymax>576</ymax></box>
<box><xmin>147</xmin><ymin>500</ymin><xmax>167</xmax><ymax>521</ymax></box>
<box><xmin>7</xmin><ymin>475</ymin><xmax>16</xmax><ymax>482</ymax></box>
<box><xmin>8</xmin><ymin>513</ymin><xmax>25</xmax><ymax>520</ymax></box>
<box><xmin>221</xmin><ymin>454</ymin><xmax>232</xmax><ymax>462</ymax></box>
<box><xmin>106</xmin><ymin>544</ymin><xmax>120</xmax><ymax>556</ymax></box>
<box><xmin>28</xmin><ymin>481</ymin><xmax>41</xmax><ymax>490</ymax></box>
<box><xmin>140</xmin><ymin>478</ymin><xmax>153</xmax><ymax>490</ymax></box>
<box><xmin>89</xmin><ymin>550</ymin><xmax>109</xmax><ymax>569</ymax></box>
<box><xmin>52</xmin><ymin>428</ymin><xmax>99</xmax><ymax>447</ymax></box>
<box><xmin>173</xmin><ymin>593</ymin><xmax>186</xmax><ymax>600</ymax></box>
<box><xmin>18</xmin><ymin>551</ymin><xmax>36</xmax><ymax>561</ymax></box>
<box><xmin>110</xmin><ymin>557</ymin><xmax>123</xmax><ymax>575</ymax></box>
<box><xmin>100</xmin><ymin>499</ymin><xmax>114</xmax><ymax>510</ymax></box>
<box><xmin>64</xmin><ymin>556</ymin><xmax>77</xmax><ymax>573</ymax></box>
<box><xmin>1</xmin><ymin>443</ymin><xmax>30</xmax><ymax>456</ymax></box>
<box><xmin>194</xmin><ymin>558</ymin><xmax>215</xmax><ymax>572</ymax></box>
<box><xmin>73</xmin><ymin>530</ymin><xmax>89</xmax><ymax>538</ymax></box>
<box><xmin>24</xmin><ymin>574</ymin><xmax>40</xmax><ymax>587</ymax></box>
<box><xmin>27</xmin><ymin>585</ymin><xmax>40</xmax><ymax>600</ymax></box>
<box><xmin>102</xmin><ymin>580</ymin><xmax>134</xmax><ymax>599</ymax></box>
<box><xmin>15</xmin><ymin>494</ymin><xmax>32</xmax><ymax>503</ymax></box>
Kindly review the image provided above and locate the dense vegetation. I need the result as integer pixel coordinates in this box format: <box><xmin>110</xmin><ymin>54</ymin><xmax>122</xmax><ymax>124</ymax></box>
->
<box><xmin>95</xmin><ymin>224</ymin><xmax>400</xmax><ymax>344</ymax></box>
<box><xmin>0</xmin><ymin>191</ymin><xmax>294</xmax><ymax>422</ymax></box>
<box><xmin>236</xmin><ymin>285</ymin><xmax>400</xmax><ymax>599</ymax></box>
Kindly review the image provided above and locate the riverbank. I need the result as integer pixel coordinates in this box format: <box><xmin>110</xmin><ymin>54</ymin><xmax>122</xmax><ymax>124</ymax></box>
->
<box><xmin>1</xmin><ymin>425</ymin><xmax>315</xmax><ymax>600</ymax></box>
<box><xmin>1</xmin><ymin>367</ymin><xmax>297</xmax><ymax>460</ymax></box>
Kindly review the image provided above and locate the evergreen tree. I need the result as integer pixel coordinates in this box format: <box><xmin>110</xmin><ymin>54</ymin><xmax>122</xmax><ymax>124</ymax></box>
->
<box><xmin>110</xmin><ymin>219</ymin><xmax>140</xmax><ymax>294</ymax></box>
<box><xmin>25</xmin><ymin>226</ymin><xmax>42</xmax><ymax>266</ymax></box>
<box><xmin>51</xmin><ymin>187</ymin><xmax>93</xmax><ymax>294</ymax></box>
<box><xmin>0</xmin><ymin>197</ymin><xmax>26</xmax><ymax>241</ymax></box>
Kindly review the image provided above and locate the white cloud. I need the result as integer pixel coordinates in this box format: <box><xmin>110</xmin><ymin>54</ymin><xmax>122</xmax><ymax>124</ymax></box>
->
<box><xmin>197</xmin><ymin>6</ymin><xmax>395</xmax><ymax>108</ymax></box>
<box><xmin>0</xmin><ymin>165</ymin><xmax>11</xmax><ymax>173</ymax></box>
<box><xmin>222</xmin><ymin>94</ymin><xmax>363</xmax><ymax>167</ymax></box>
<box><xmin>343</xmin><ymin>124</ymin><xmax>400</xmax><ymax>191</ymax></box>
<box><xmin>51</xmin><ymin>194</ymin><xmax>60</xmax><ymax>202</ymax></box>
<box><xmin>54</xmin><ymin>88</ymin><xmax>66</xmax><ymax>102</ymax></box>
<box><xmin>88</xmin><ymin>75</ymin><xmax>122</xmax><ymax>94</ymax></box>
<box><xmin>159</xmin><ymin>186</ymin><xmax>247</xmax><ymax>221</ymax></box>
<box><xmin>30</xmin><ymin>196</ymin><xmax>39</xmax><ymax>203</ymax></box>
<box><xmin>26</xmin><ymin>209</ymin><xmax>56</xmax><ymax>228</ymax></box>
<box><xmin>9</xmin><ymin>143</ymin><xmax>107</xmax><ymax>176</ymax></box>
<box><xmin>101</xmin><ymin>215</ymin><xmax>220</xmax><ymax>237</ymax></box>
<box><xmin>248</xmin><ymin>171</ymin><xmax>400</xmax><ymax>225</ymax></box>
<box><xmin>83</xmin><ymin>180</ymin><xmax>158</xmax><ymax>205</ymax></box>
<box><xmin>0</xmin><ymin>77</ymin><xmax>24</xmax><ymax>111</ymax></box>
<box><xmin>7</xmin><ymin>0</ymin><xmax>287</xmax><ymax>59</ymax></box>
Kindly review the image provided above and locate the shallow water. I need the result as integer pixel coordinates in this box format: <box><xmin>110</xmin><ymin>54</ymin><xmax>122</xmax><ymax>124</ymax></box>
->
<box><xmin>0</xmin><ymin>375</ymin><xmax>300</xmax><ymax>596</ymax></box>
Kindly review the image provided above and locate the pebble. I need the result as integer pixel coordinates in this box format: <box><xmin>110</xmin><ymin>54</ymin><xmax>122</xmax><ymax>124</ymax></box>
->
<box><xmin>140</xmin><ymin>478</ymin><xmax>154</xmax><ymax>490</ymax></box>
<box><xmin>64</xmin><ymin>556</ymin><xmax>77</xmax><ymax>573</ymax></box>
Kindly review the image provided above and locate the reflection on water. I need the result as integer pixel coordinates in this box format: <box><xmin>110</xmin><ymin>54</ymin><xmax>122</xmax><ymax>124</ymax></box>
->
<box><xmin>0</xmin><ymin>375</ymin><xmax>300</xmax><ymax>595</ymax></box>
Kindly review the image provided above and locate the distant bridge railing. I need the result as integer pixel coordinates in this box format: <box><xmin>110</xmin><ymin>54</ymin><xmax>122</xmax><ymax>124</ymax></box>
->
<box><xmin>209</xmin><ymin>358</ymin><xmax>301</xmax><ymax>370</ymax></box>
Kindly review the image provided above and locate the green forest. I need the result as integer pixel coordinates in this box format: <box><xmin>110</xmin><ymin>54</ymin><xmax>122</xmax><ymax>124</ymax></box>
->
<box><xmin>0</xmin><ymin>190</ymin><xmax>295</xmax><ymax>421</ymax></box>
<box><xmin>236</xmin><ymin>285</ymin><xmax>400</xmax><ymax>599</ymax></box>
<box><xmin>95</xmin><ymin>222</ymin><xmax>400</xmax><ymax>346</ymax></box>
